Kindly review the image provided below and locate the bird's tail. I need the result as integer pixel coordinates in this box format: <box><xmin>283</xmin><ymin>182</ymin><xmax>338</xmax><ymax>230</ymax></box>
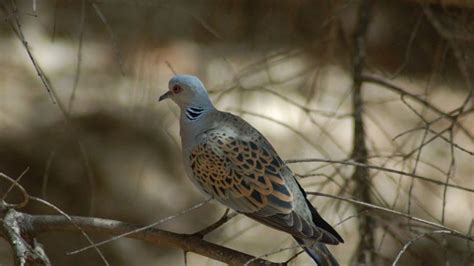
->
<box><xmin>295</xmin><ymin>237</ymin><xmax>339</xmax><ymax>266</ymax></box>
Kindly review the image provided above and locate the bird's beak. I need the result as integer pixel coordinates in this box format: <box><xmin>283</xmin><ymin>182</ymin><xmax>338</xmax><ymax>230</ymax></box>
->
<box><xmin>159</xmin><ymin>91</ymin><xmax>172</xmax><ymax>102</ymax></box>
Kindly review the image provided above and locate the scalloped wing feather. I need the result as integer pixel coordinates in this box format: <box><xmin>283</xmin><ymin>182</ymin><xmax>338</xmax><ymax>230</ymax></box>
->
<box><xmin>190</xmin><ymin>130</ymin><xmax>294</xmax><ymax>215</ymax></box>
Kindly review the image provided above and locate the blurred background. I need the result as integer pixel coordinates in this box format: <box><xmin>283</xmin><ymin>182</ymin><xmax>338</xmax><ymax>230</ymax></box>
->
<box><xmin>0</xmin><ymin>0</ymin><xmax>473</xmax><ymax>265</ymax></box>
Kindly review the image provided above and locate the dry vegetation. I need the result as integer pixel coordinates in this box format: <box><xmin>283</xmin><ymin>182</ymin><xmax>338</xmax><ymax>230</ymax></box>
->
<box><xmin>0</xmin><ymin>0</ymin><xmax>473</xmax><ymax>265</ymax></box>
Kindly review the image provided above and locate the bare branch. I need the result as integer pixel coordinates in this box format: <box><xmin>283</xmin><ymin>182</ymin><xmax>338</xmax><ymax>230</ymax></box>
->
<box><xmin>68</xmin><ymin>198</ymin><xmax>212</xmax><ymax>255</ymax></box>
<box><xmin>244</xmin><ymin>244</ymin><xmax>300</xmax><ymax>266</ymax></box>
<box><xmin>1</xmin><ymin>1</ymin><xmax>57</xmax><ymax>104</ymax></box>
<box><xmin>286</xmin><ymin>158</ymin><xmax>474</xmax><ymax>193</ymax></box>
<box><xmin>29</xmin><ymin>197</ymin><xmax>109</xmax><ymax>265</ymax></box>
<box><xmin>195</xmin><ymin>208</ymin><xmax>238</xmax><ymax>237</ymax></box>
<box><xmin>392</xmin><ymin>230</ymin><xmax>455</xmax><ymax>265</ymax></box>
<box><xmin>0</xmin><ymin>209</ymin><xmax>51</xmax><ymax>266</ymax></box>
<box><xmin>306</xmin><ymin>191</ymin><xmax>474</xmax><ymax>242</ymax></box>
<box><xmin>402</xmin><ymin>0</ymin><xmax>474</xmax><ymax>9</ymax></box>
<box><xmin>350</xmin><ymin>0</ymin><xmax>375</xmax><ymax>263</ymax></box>
<box><xmin>0</xmin><ymin>172</ymin><xmax>30</xmax><ymax>209</ymax></box>
<box><xmin>0</xmin><ymin>210</ymin><xmax>278</xmax><ymax>266</ymax></box>
<box><xmin>361</xmin><ymin>74</ymin><xmax>473</xmax><ymax>139</ymax></box>
<box><xmin>91</xmin><ymin>2</ymin><xmax>125</xmax><ymax>75</ymax></box>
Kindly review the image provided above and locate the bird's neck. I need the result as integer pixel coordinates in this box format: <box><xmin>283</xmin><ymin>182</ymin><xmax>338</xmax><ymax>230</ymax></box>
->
<box><xmin>183</xmin><ymin>106</ymin><xmax>206</xmax><ymax>121</ymax></box>
<box><xmin>179</xmin><ymin>105</ymin><xmax>216</xmax><ymax>147</ymax></box>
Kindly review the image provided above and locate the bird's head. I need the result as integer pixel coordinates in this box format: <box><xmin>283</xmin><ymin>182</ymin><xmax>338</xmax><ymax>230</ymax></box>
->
<box><xmin>159</xmin><ymin>74</ymin><xmax>214</xmax><ymax>110</ymax></box>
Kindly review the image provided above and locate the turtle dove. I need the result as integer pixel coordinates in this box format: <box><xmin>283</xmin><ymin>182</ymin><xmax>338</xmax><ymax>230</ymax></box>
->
<box><xmin>159</xmin><ymin>74</ymin><xmax>343</xmax><ymax>265</ymax></box>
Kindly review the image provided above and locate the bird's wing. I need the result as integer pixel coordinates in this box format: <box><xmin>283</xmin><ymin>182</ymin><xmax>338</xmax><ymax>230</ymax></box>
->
<box><xmin>190</xmin><ymin>128</ymin><xmax>293</xmax><ymax>215</ymax></box>
<box><xmin>189</xmin><ymin>126</ymin><xmax>341</xmax><ymax>244</ymax></box>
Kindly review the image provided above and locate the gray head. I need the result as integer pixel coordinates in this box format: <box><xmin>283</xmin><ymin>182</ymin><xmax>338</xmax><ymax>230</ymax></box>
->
<box><xmin>159</xmin><ymin>75</ymin><xmax>214</xmax><ymax>110</ymax></box>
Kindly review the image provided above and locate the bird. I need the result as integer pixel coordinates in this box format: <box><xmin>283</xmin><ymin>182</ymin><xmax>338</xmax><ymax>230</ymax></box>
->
<box><xmin>159</xmin><ymin>74</ymin><xmax>343</xmax><ymax>265</ymax></box>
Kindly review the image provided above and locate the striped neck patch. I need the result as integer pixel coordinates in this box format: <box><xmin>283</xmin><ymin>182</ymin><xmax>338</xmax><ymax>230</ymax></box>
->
<box><xmin>185</xmin><ymin>107</ymin><xmax>205</xmax><ymax>120</ymax></box>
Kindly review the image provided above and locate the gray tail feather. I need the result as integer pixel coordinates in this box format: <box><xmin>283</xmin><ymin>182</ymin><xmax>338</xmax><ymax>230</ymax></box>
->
<box><xmin>295</xmin><ymin>238</ymin><xmax>339</xmax><ymax>266</ymax></box>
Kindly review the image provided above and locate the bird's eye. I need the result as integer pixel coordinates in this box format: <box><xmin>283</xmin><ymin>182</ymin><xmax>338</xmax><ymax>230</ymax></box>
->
<box><xmin>172</xmin><ymin>85</ymin><xmax>183</xmax><ymax>94</ymax></box>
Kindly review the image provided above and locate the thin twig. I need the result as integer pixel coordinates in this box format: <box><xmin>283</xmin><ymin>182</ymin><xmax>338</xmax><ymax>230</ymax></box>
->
<box><xmin>306</xmin><ymin>191</ymin><xmax>473</xmax><ymax>241</ymax></box>
<box><xmin>91</xmin><ymin>2</ymin><xmax>125</xmax><ymax>75</ymax></box>
<box><xmin>244</xmin><ymin>244</ymin><xmax>299</xmax><ymax>266</ymax></box>
<box><xmin>67</xmin><ymin>0</ymin><xmax>86</xmax><ymax>114</ymax></box>
<box><xmin>30</xmin><ymin>196</ymin><xmax>109</xmax><ymax>265</ymax></box>
<box><xmin>0</xmin><ymin>172</ymin><xmax>30</xmax><ymax>209</ymax></box>
<box><xmin>68</xmin><ymin>198</ymin><xmax>212</xmax><ymax>255</ymax></box>
<box><xmin>41</xmin><ymin>150</ymin><xmax>56</xmax><ymax>200</ymax></box>
<box><xmin>392</xmin><ymin>230</ymin><xmax>452</xmax><ymax>265</ymax></box>
<box><xmin>2</xmin><ymin>167</ymin><xmax>29</xmax><ymax>203</ymax></box>
<box><xmin>1</xmin><ymin>1</ymin><xmax>57</xmax><ymax>103</ymax></box>
<box><xmin>30</xmin><ymin>214</ymin><xmax>274</xmax><ymax>265</ymax></box>
<box><xmin>361</xmin><ymin>74</ymin><xmax>472</xmax><ymax>139</ymax></box>
<box><xmin>286</xmin><ymin>158</ymin><xmax>474</xmax><ymax>193</ymax></box>
<box><xmin>195</xmin><ymin>209</ymin><xmax>238</xmax><ymax>236</ymax></box>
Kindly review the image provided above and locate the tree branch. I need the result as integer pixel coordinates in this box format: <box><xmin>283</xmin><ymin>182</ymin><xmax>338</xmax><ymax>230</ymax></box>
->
<box><xmin>361</xmin><ymin>74</ymin><xmax>473</xmax><ymax>139</ymax></box>
<box><xmin>306</xmin><ymin>191</ymin><xmax>473</xmax><ymax>242</ymax></box>
<box><xmin>0</xmin><ymin>209</ymin><xmax>51</xmax><ymax>266</ymax></box>
<box><xmin>0</xmin><ymin>209</ymin><xmax>278</xmax><ymax>266</ymax></box>
<box><xmin>351</xmin><ymin>0</ymin><xmax>375</xmax><ymax>264</ymax></box>
<box><xmin>285</xmin><ymin>158</ymin><xmax>474</xmax><ymax>193</ymax></box>
<box><xmin>401</xmin><ymin>0</ymin><xmax>474</xmax><ymax>9</ymax></box>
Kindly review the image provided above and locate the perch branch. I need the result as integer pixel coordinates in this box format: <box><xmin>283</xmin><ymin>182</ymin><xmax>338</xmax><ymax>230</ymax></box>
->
<box><xmin>0</xmin><ymin>209</ymin><xmax>277</xmax><ymax>266</ymax></box>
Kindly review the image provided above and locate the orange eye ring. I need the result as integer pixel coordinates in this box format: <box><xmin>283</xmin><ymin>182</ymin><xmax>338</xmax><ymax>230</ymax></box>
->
<box><xmin>172</xmin><ymin>84</ymin><xmax>183</xmax><ymax>94</ymax></box>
